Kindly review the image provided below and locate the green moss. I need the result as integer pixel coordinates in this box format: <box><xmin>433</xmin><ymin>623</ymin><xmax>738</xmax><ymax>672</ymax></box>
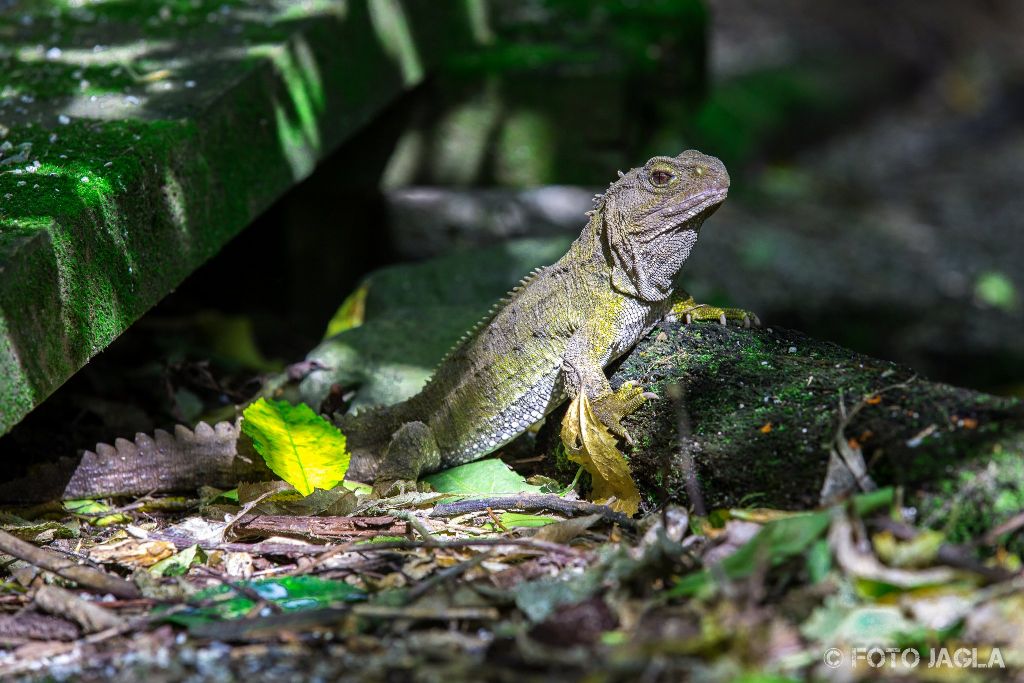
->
<box><xmin>1</xmin><ymin>119</ymin><xmax>185</xmax><ymax>221</ymax></box>
<box><xmin>2</xmin><ymin>0</ymin><xmax>468</xmax><ymax>433</ymax></box>
<box><xmin>914</xmin><ymin>438</ymin><xmax>1024</xmax><ymax>550</ymax></box>
<box><xmin>583</xmin><ymin>320</ymin><xmax>1024</xmax><ymax>512</ymax></box>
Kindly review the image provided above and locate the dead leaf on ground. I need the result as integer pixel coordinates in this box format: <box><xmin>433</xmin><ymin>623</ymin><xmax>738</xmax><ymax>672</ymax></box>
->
<box><xmin>560</xmin><ymin>393</ymin><xmax>640</xmax><ymax>515</ymax></box>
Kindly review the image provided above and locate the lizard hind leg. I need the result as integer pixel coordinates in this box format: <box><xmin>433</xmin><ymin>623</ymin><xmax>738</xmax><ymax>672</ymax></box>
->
<box><xmin>371</xmin><ymin>421</ymin><xmax>442</xmax><ymax>498</ymax></box>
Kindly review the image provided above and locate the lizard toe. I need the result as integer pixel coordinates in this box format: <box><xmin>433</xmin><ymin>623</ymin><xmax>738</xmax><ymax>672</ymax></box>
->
<box><xmin>371</xmin><ymin>478</ymin><xmax>421</xmax><ymax>499</ymax></box>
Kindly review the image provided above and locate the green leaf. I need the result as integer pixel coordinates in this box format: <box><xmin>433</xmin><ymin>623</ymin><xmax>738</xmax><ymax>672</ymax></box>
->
<box><xmin>158</xmin><ymin>576</ymin><xmax>365</xmax><ymax>629</ymax></box>
<box><xmin>486</xmin><ymin>512</ymin><xmax>557</xmax><ymax>531</ymax></box>
<box><xmin>63</xmin><ymin>499</ymin><xmax>130</xmax><ymax>526</ymax></box>
<box><xmin>64</xmin><ymin>499</ymin><xmax>109</xmax><ymax>515</ymax></box>
<box><xmin>423</xmin><ymin>458</ymin><xmax>541</xmax><ymax>495</ymax></box>
<box><xmin>806</xmin><ymin>538</ymin><xmax>832</xmax><ymax>583</ymax></box>
<box><xmin>852</xmin><ymin>487</ymin><xmax>894</xmax><ymax>516</ymax></box>
<box><xmin>218</xmin><ymin>488</ymin><xmax>239</xmax><ymax>502</ymax></box>
<box><xmin>671</xmin><ymin>489</ymin><xmax>894</xmax><ymax>597</ymax></box>
<box><xmin>150</xmin><ymin>544</ymin><xmax>207</xmax><ymax>577</ymax></box>
<box><xmin>323</xmin><ymin>282</ymin><xmax>368</xmax><ymax>339</ymax></box>
<box><xmin>241</xmin><ymin>398</ymin><xmax>349</xmax><ymax>496</ymax></box>
<box><xmin>670</xmin><ymin>512</ymin><xmax>830</xmax><ymax>598</ymax></box>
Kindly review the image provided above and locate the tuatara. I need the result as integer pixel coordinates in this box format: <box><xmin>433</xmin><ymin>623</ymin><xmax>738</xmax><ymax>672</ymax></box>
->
<box><xmin>336</xmin><ymin>149</ymin><xmax>753</xmax><ymax>490</ymax></box>
<box><xmin>0</xmin><ymin>150</ymin><xmax>754</xmax><ymax>502</ymax></box>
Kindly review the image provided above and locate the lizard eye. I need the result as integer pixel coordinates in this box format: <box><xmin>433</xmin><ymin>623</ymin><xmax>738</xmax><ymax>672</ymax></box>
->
<box><xmin>650</xmin><ymin>169</ymin><xmax>674</xmax><ymax>187</ymax></box>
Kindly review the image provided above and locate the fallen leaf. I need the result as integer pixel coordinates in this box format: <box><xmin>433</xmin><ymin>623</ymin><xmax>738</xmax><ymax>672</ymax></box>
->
<box><xmin>424</xmin><ymin>459</ymin><xmax>541</xmax><ymax>495</ymax></box>
<box><xmin>242</xmin><ymin>398</ymin><xmax>350</xmax><ymax>496</ymax></box>
<box><xmin>759</xmin><ymin>422</ymin><xmax>773</xmax><ymax>433</ymax></box>
<box><xmin>830</xmin><ymin>513</ymin><xmax>955</xmax><ymax>591</ymax></box>
<box><xmin>873</xmin><ymin>529</ymin><xmax>945</xmax><ymax>568</ymax></box>
<box><xmin>560</xmin><ymin>393</ymin><xmax>640</xmax><ymax>515</ymax></box>
<box><xmin>89</xmin><ymin>539</ymin><xmax>176</xmax><ymax>568</ymax></box>
<box><xmin>149</xmin><ymin>544</ymin><xmax>208</xmax><ymax>577</ymax></box>
<box><xmin>324</xmin><ymin>282</ymin><xmax>369</xmax><ymax>338</ymax></box>
<box><xmin>534</xmin><ymin>514</ymin><xmax>601</xmax><ymax>543</ymax></box>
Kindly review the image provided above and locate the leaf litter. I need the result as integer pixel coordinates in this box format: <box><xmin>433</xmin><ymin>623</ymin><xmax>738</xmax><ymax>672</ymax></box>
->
<box><xmin>0</xmin><ymin>460</ymin><xmax>1020</xmax><ymax>682</ymax></box>
<box><xmin>0</xmin><ymin>356</ymin><xmax>1020</xmax><ymax>680</ymax></box>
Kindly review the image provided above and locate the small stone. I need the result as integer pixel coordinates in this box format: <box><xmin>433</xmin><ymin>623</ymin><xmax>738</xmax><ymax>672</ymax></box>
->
<box><xmin>58</xmin><ymin>114</ymin><xmax>70</xmax><ymax>125</ymax></box>
<box><xmin>81</xmin><ymin>176</ymin><xmax>90</xmax><ymax>183</ymax></box>
<box><xmin>48</xmin><ymin>133</ymin><xmax>57</xmax><ymax>143</ymax></box>
<box><xmin>788</xmin><ymin>346</ymin><xmax>797</xmax><ymax>353</ymax></box>
<box><xmin>184</xmin><ymin>80</ymin><xmax>196</xmax><ymax>88</ymax></box>
<box><xmin>45</xmin><ymin>46</ymin><xmax>62</xmax><ymax>60</ymax></box>
<box><xmin>16</xmin><ymin>181</ymin><xmax>26</xmax><ymax>186</ymax></box>
<box><xmin>104</xmin><ymin>161</ymin><xmax>113</xmax><ymax>167</ymax></box>
<box><xmin>125</xmin><ymin>95</ymin><xmax>140</xmax><ymax>105</ymax></box>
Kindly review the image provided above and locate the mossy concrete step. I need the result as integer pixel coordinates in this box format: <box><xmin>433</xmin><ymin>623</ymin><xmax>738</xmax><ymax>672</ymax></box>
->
<box><xmin>0</xmin><ymin>0</ymin><xmax>468</xmax><ymax>435</ymax></box>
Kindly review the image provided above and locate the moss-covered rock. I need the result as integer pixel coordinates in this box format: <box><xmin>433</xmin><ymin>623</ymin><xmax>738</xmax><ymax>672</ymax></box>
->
<box><xmin>535</xmin><ymin>321</ymin><xmax>1024</xmax><ymax>531</ymax></box>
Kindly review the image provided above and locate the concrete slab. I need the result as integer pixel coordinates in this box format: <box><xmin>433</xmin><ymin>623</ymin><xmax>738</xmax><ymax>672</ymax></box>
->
<box><xmin>0</xmin><ymin>0</ymin><xmax>467</xmax><ymax>434</ymax></box>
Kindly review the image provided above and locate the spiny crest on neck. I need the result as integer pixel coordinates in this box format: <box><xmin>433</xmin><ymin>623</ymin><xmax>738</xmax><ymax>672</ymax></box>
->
<box><xmin>584</xmin><ymin>167</ymin><xmax>639</xmax><ymax>218</ymax></box>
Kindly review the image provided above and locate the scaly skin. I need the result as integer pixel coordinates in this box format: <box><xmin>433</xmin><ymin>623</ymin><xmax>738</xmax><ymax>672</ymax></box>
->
<box><xmin>336</xmin><ymin>149</ymin><xmax>754</xmax><ymax>489</ymax></box>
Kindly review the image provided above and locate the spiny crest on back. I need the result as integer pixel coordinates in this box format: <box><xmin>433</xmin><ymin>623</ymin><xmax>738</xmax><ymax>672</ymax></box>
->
<box><xmin>426</xmin><ymin>266</ymin><xmax>548</xmax><ymax>377</ymax></box>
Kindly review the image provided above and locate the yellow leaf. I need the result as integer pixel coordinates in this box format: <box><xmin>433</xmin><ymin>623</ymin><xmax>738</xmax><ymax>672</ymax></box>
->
<box><xmin>560</xmin><ymin>393</ymin><xmax>640</xmax><ymax>515</ymax></box>
<box><xmin>242</xmin><ymin>398</ymin><xmax>350</xmax><ymax>496</ymax></box>
<box><xmin>324</xmin><ymin>282</ymin><xmax>369</xmax><ymax>339</ymax></box>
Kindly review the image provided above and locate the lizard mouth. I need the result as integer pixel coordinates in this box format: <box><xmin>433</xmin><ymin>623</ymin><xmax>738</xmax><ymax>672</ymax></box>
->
<box><xmin>659</xmin><ymin>188</ymin><xmax>729</xmax><ymax>229</ymax></box>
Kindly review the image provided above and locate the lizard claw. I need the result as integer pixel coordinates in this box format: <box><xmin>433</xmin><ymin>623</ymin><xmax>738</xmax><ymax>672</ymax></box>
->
<box><xmin>667</xmin><ymin>296</ymin><xmax>760</xmax><ymax>328</ymax></box>
<box><xmin>371</xmin><ymin>478</ymin><xmax>422</xmax><ymax>498</ymax></box>
<box><xmin>591</xmin><ymin>383</ymin><xmax>650</xmax><ymax>446</ymax></box>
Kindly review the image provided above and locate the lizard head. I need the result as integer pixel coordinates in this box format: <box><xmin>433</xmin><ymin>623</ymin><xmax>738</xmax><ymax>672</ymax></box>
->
<box><xmin>596</xmin><ymin>150</ymin><xmax>729</xmax><ymax>301</ymax></box>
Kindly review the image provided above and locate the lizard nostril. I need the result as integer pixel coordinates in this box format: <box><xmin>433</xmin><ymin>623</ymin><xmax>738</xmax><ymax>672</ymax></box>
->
<box><xmin>694</xmin><ymin>166</ymin><xmax>706</xmax><ymax>176</ymax></box>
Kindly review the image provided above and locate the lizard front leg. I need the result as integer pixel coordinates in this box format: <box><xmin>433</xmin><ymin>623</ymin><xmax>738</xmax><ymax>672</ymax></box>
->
<box><xmin>562</xmin><ymin>333</ymin><xmax>650</xmax><ymax>445</ymax></box>
<box><xmin>664</xmin><ymin>289</ymin><xmax>760</xmax><ymax>328</ymax></box>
